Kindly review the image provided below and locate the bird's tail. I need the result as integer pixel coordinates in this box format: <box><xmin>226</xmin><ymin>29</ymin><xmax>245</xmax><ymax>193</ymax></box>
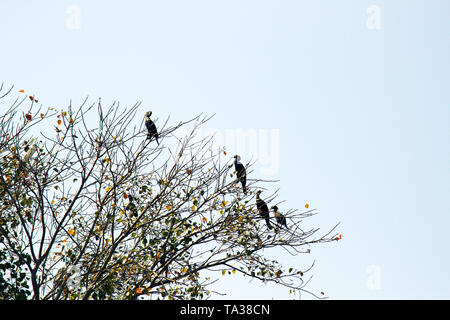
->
<box><xmin>265</xmin><ymin>218</ymin><xmax>272</xmax><ymax>230</ymax></box>
<box><xmin>147</xmin><ymin>134</ymin><xmax>160</xmax><ymax>145</ymax></box>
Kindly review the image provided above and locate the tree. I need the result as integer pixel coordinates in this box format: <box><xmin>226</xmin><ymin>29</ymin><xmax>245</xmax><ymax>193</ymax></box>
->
<box><xmin>0</xmin><ymin>84</ymin><xmax>340</xmax><ymax>300</ymax></box>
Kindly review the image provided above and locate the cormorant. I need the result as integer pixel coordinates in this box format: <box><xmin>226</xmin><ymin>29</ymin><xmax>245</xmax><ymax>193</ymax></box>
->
<box><xmin>144</xmin><ymin>111</ymin><xmax>159</xmax><ymax>145</ymax></box>
<box><xmin>271</xmin><ymin>205</ymin><xmax>287</xmax><ymax>229</ymax></box>
<box><xmin>125</xmin><ymin>195</ymin><xmax>138</xmax><ymax>217</ymax></box>
<box><xmin>255</xmin><ymin>190</ymin><xmax>272</xmax><ymax>230</ymax></box>
<box><xmin>233</xmin><ymin>155</ymin><xmax>247</xmax><ymax>194</ymax></box>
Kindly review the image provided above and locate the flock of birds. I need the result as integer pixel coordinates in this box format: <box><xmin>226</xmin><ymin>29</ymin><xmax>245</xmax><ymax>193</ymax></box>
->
<box><xmin>126</xmin><ymin>110</ymin><xmax>288</xmax><ymax>230</ymax></box>
<box><xmin>234</xmin><ymin>156</ymin><xmax>287</xmax><ymax>230</ymax></box>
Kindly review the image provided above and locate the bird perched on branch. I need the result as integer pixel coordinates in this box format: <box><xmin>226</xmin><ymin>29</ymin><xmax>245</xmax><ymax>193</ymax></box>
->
<box><xmin>144</xmin><ymin>111</ymin><xmax>159</xmax><ymax>145</ymax></box>
<box><xmin>125</xmin><ymin>195</ymin><xmax>138</xmax><ymax>217</ymax></box>
<box><xmin>271</xmin><ymin>205</ymin><xmax>287</xmax><ymax>229</ymax></box>
<box><xmin>233</xmin><ymin>155</ymin><xmax>247</xmax><ymax>194</ymax></box>
<box><xmin>255</xmin><ymin>190</ymin><xmax>272</xmax><ymax>230</ymax></box>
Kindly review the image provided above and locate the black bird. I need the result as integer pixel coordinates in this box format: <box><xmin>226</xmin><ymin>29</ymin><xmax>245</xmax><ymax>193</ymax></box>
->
<box><xmin>271</xmin><ymin>205</ymin><xmax>287</xmax><ymax>229</ymax></box>
<box><xmin>145</xmin><ymin>111</ymin><xmax>159</xmax><ymax>145</ymax></box>
<box><xmin>125</xmin><ymin>195</ymin><xmax>138</xmax><ymax>217</ymax></box>
<box><xmin>233</xmin><ymin>155</ymin><xmax>247</xmax><ymax>194</ymax></box>
<box><xmin>255</xmin><ymin>190</ymin><xmax>272</xmax><ymax>230</ymax></box>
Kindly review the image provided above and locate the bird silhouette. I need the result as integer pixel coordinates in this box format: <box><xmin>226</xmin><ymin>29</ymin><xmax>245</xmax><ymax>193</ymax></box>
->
<box><xmin>233</xmin><ymin>155</ymin><xmax>247</xmax><ymax>194</ymax></box>
<box><xmin>144</xmin><ymin>111</ymin><xmax>159</xmax><ymax>145</ymax></box>
<box><xmin>255</xmin><ymin>190</ymin><xmax>272</xmax><ymax>230</ymax></box>
<box><xmin>271</xmin><ymin>205</ymin><xmax>287</xmax><ymax>229</ymax></box>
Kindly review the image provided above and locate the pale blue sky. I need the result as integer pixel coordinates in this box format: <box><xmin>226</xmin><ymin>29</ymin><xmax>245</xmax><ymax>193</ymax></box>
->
<box><xmin>1</xmin><ymin>0</ymin><xmax>449</xmax><ymax>299</ymax></box>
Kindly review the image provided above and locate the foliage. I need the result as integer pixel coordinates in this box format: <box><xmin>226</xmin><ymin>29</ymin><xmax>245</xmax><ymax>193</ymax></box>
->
<box><xmin>0</xmin><ymin>84</ymin><xmax>340</xmax><ymax>300</ymax></box>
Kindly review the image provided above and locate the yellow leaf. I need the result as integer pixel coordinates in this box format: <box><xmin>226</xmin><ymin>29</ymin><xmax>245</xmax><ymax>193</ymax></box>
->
<box><xmin>166</xmin><ymin>205</ymin><xmax>171</xmax><ymax>211</ymax></box>
<box><xmin>305</xmin><ymin>203</ymin><xmax>309</xmax><ymax>209</ymax></box>
<box><xmin>232</xmin><ymin>269</ymin><xmax>236</xmax><ymax>275</ymax></box>
<box><xmin>68</xmin><ymin>229</ymin><xmax>75</xmax><ymax>236</ymax></box>
<box><xmin>221</xmin><ymin>270</ymin><xmax>226</xmax><ymax>276</ymax></box>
